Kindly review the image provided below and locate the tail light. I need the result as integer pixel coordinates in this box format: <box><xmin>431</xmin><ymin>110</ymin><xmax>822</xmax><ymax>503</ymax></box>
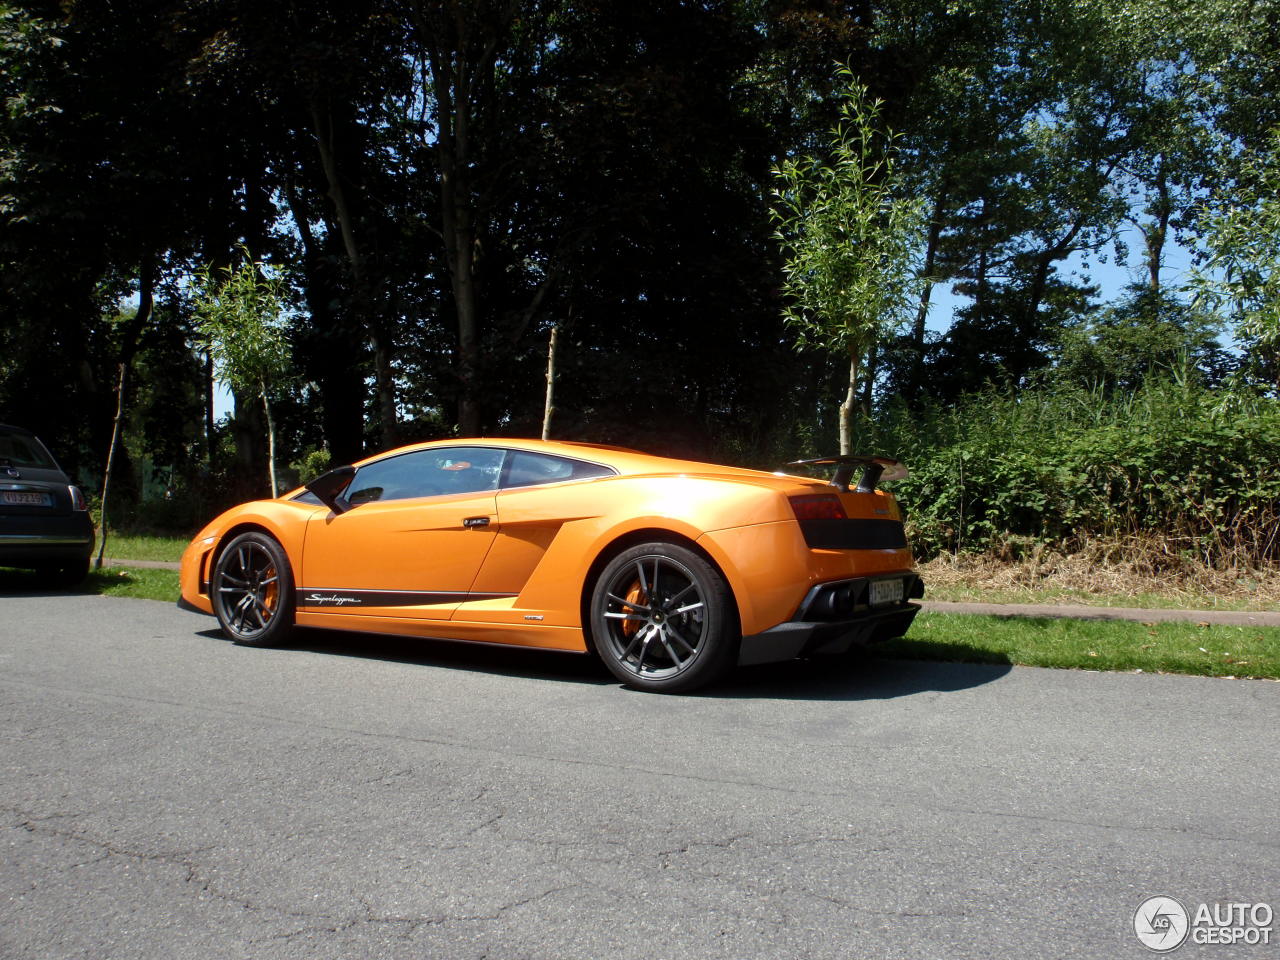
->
<box><xmin>789</xmin><ymin>494</ymin><xmax>847</xmax><ymax>521</ymax></box>
<box><xmin>68</xmin><ymin>485</ymin><xmax>87</xmax><ymax>511</ymax></box>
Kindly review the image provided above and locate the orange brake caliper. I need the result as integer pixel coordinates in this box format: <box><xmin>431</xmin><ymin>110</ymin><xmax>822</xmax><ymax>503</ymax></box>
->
<box><xmin>621</xmin><ymin>581</ymin><xmax>646</xmax><ymax>637</ymax></box>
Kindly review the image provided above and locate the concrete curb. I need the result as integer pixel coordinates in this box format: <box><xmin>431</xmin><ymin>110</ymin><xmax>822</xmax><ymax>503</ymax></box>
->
<box><xmin>101</xmin><ymin>558</ymin><xmax>180</xmax><ymax>571</ymax></box>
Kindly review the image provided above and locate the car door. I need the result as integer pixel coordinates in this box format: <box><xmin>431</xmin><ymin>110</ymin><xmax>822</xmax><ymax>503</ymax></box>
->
<box><xmin>298</xmin><ymin>446</ymin><xmax>508</xmax><ymax>620</ymax></box>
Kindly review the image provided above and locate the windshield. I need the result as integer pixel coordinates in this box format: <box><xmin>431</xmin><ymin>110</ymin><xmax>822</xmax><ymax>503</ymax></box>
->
<box><xmin>0</xmin><ymin>428</ymin><xmax>58</xmax><ymax>469</ymax></box>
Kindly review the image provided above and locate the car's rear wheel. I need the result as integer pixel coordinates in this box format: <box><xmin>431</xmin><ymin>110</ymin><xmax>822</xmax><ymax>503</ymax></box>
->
<box><xmin>36</xmin><ymin>557</ymin><xmax>89</xmax><ymax>588</ymax></box>
<box><xmin>211</xmin><ymin>532</ymin><xmax>294</xmax><ymax>647</ymax></box>
<box><xmin>590</xmin><ymin>542</ymin><xmax>737</xmax><ymax>693</ymax></box>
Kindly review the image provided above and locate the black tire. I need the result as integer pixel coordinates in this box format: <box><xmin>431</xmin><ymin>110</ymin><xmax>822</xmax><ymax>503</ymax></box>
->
<box><xmin>36</xmin><ymin>557</ymin><xmax>89</xmax><ymax>588</ymax></box>
<box><xmin>211</xmin><ymin>531</ymin><xmax>295</xmax><ymax>647</ymax></box>
<box><xmin>589</xmin><ymin>542</ymin><xmax>738</xmax><ymax>693</ymax></box>
<box><xmin>58</xmin><ymin>557</ymin><xmax>90</xmax><ymax>587</ymax></box>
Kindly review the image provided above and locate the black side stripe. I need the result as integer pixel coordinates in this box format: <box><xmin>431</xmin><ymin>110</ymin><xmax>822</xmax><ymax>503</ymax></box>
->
<box><xmin>297</xmin><ymin>588</ymin><xmax>517</xmax><ymax>609</ymax></box>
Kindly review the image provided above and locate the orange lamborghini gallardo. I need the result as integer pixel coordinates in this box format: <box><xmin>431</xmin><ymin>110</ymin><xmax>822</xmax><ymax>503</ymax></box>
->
<box><xmin>179</xmin><ymin>439</ymin><xmax>923</xmax><ymax>692</ymax></box>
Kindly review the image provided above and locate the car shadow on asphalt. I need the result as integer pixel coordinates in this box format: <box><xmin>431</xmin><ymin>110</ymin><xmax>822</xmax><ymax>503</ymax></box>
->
<box><xmin>197</xmin><ymin>625</ymin><xmax>616</xmax><ymax>687</ymax></box>
<box><xmin>195</xmin><ymin>626</ymin><xmax>1012</xmax><ymax>701</ymax></box>
<box><xmin>706</xmin><ymin>651</ymin><xmax>1013</xmax><ymax>701</ymax></box>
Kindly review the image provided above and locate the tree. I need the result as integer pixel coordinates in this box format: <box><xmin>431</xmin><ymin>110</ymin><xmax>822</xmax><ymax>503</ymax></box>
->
<box><xmin>1193</xmin><ymin>128</ymin><xmax>1280</xmax><ymax>390</ymax></box>
<box><xmin>194</xmin><ymin>252</ymin><xmax>292</xmax><ymax>496</ymax></box>
<box><xmin>771</xmin><ymin>69</ymin><xmax>925</xmax><ymax>453</ymax></box>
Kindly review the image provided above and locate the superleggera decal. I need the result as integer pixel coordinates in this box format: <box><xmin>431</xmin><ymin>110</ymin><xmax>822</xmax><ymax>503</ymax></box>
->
<box><xmin>298</xmin><ymin>589</ymin><xmax>516</xmax><ymax>608</ymax></box>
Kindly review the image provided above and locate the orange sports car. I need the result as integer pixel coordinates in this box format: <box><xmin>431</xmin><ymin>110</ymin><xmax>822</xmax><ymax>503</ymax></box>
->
<box><xmin>179</xmin><ymin>439</ymin><xmax>923</xmax><ymax>692</ymax></box>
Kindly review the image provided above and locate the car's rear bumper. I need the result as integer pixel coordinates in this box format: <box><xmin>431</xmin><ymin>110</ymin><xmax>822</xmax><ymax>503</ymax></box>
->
<box><xmin>737</xmin><ymin>573</ymin><xmax>923</xmax><ymax>666</ymax></box>
<box><xmin>738</xmin><ymin>602</ymin><xmax>920</xmax><ymax>665</ymax></box>
<box><xmin>0</xmin><ymin>514</ymin><xmax>94</xmax><ymax>567</ymax></box>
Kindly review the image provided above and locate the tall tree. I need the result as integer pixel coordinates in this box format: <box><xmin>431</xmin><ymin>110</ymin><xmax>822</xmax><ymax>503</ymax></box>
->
<box><xmin>194</xmin><ymin>252</ymin><xmax>293</xmax><ymax>496</ymax></box>
<box><xmin>771</xmin><ymin>71</ymin><xmax>925</xmax><ymax>453</ymax></box>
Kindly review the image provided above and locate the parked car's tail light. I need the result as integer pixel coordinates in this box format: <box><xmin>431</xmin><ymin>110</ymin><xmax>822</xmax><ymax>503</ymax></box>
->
<box><xmin>68</xmin><ymin>485</ymin><xmax>87</xmax><ymax>511</ymax></box>
<box><xmin>788</xmin><ymin>494</ymin><xmax>847</xmax><ymax>521</ymax></box>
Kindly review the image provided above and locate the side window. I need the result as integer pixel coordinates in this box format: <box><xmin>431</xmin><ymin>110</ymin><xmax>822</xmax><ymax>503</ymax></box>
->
<box><xmin>503</xmin><ymin>451</ymin><xmax>615</xmax><ymax>489</ymax></box>
<box><xmin>346</xmin><ymin>447</ymin><xmax>505</xmax><ymax>505</ymax></box>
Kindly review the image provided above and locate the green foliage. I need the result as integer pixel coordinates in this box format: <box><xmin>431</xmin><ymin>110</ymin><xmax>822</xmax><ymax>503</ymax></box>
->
<box><xmin>871</xmin><ymin>378</ymin><xmax>1280</xmax><ymax>565</ymax></box>
<box><xmin>1193</xmin><ymin>127</ymin><xmax>1280</xmax><ymax>385</ymax></box>
<box><xmin>1052</xmin><ymin>287</ymin><xmax>1228</xmax><ymax>391</ymax></box>
<box><xmin>288</xmin><ymin>447</ymin><xmax>332</xmax><ymax>487</ymax></box>
<box><xmin>193</xmin><ymin>251</ymin><xmax>290</xmax><ymax>399</ymax></box>
<box><xmin>770</xmin><ymin>69</ymin><xmax>925</xmax><ymax>360</ymax></box>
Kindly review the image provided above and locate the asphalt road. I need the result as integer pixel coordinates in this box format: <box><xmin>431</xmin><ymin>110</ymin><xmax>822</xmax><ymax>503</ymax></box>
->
<box><xmin>3</xmin><ymin>594</ymin><xmax>1276</xmax><ymax>960</ymax></box>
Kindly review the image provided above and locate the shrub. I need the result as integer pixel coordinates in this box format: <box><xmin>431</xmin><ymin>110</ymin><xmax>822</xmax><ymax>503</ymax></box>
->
<box><xmin>868</xmin><ymin>378</ymin><xmax>1280</xmax><ymax>567</ymax></box>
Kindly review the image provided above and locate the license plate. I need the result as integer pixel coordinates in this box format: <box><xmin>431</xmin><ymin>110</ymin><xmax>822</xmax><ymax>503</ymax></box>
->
<box><xmin>1</xmin><ymin>491</ymin><xmax>50</xmax><ymax>506</ymax></box>
<box><xmin>869</xmin><ymin>578</ymin><xmax>904</xmax><ymax>606</ymax></box>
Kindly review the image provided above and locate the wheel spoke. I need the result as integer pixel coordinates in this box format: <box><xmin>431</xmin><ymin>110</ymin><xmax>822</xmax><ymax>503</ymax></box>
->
<box><xmin>634</xmin><ymin>632</ymin><xmax>653</xmax><ymax>673</ymax></box>
<box><xmin>603</xmin><ymin>611</ymin><xmax>646</xmax><ymax>621</ymax></box>
<box><xmin>634</xmin><ymin>561</ymin><xmax>649</xmax><ymax>597</ymax></box>
<box><xmin>673</xmin><ymin>600</ymin><xmax>704</xmax><ymax>615</ymax></box>
<box><xmin>606</xmin><ymin>592</ymin><xmax>651</xmax><ymax>614</ymax></box>
<box><xmin>619</xmin><ymin>626</ymin><xmax>647</xmax><ymax>660</ymax></box>
<box><xmin>219</xmin><ymin>574</ymin><xmax>249</xmax><ymax>588</ymax></box>
<box><xmin>658</xmin><ymin>631</ymin><xmax>685</xmax><ymax>666</ymax></box>
<box><xmin>663</xmin><ymin>582</ymin><xmax>696</xmax><ymax>610</ymax></box>
<box><xmin>665</xmin><ymin>626</ymin><xmax>697</xmax><ymax>657</ymax></box>
<box><xmin>668</xmin><ymin>619</ymin><xmax>701</xmax><ymax>651</ymax></box>
<box><xmin>232</xmin><ymin>594</ymin><xmax>253</xmax><ymax>631</ymax></box>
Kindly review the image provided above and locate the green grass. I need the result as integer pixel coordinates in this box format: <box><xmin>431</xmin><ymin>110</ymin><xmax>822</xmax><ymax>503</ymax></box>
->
<box><xmin>97</xmin><ymin>533</ymin><xmax>187</xmax><ymax>563</ymax></box>
<box><xmin>88</xmin><ymin>566</ymin><xmax>181</xmax><ymax>600</ymax></box>
<box><xmin>0</xmin><ymin>565</ymin><xmax>180</xmax><ymax>602</ymax></box>
<box><xmin>881</xmin><ymin>612</ymin><xmax>1280</xmax><ymax>679</ymax></box>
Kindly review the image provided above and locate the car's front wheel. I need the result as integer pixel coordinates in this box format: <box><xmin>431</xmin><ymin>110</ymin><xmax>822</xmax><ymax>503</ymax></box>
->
<box><xmin>211</xmin><ymin>531</ymin><xmax>295</xmax><ymax>647</ymax></box>
<box><xmin>590</xmin><ymin>542</ymin><xmax>737</xmax><ymax>693</ymax></box>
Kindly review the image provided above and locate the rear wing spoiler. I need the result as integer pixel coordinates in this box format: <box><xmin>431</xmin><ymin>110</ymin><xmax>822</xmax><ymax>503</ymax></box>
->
<box><xmin>783</xmin><ymin>455</ymin><xmax>908</xmax><ymax>493</ymax></box>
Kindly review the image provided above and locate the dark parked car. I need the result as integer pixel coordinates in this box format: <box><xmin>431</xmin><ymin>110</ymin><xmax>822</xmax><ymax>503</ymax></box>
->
<box><xmin>0</xmin><ymin>424</ymin><xmax>94</xmax><ymax>585</ymax></box>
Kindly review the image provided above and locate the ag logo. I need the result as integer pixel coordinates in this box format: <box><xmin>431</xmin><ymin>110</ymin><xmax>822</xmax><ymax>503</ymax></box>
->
<box><xmin>1134</xmin><ymin>896</ymin><xmax>1190</xmax><ymax>952</ymax></box>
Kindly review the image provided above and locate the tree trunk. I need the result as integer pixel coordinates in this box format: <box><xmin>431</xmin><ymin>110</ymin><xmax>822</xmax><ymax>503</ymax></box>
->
<box><xmin>838</xmin><ymin>345</ymin><xmax>860</xmax><ymax>455</ymax></box>
<box><xmin>860</xmin><ymin>341</ymin><xmax>878</xmax><ymax>417</ymax></box>
<box><xmin>310</xmin><ymin>100</ymin><xmax>399</xmax><ymax>447</ymax></box>
<box><xmin>204</xmin><ymin>349</ymin><xmax>216</xmax><ymax>457</ymax></box>
<box><xmin>230</xmin><ymin>387</ymin><xmax>264</xmax><ymax>502</ymax></box>
<box><xmin>909</xmin><ymin>192</ymin><xmax>945</xmax><ymax>402</ymax></box>
<box><xmin>285</xmin><ymin>177</ymin><xmax>365</xmax><ymax>464</ymax></box>
<box><xmin>262</xmin><ymin>382</ymin><xmax>278</xmax><ymax>498</ymax></box>
<box><xmin>95</xmin><ymin>362</ymin><xmax>127</xmax><ymax>569</ymax></box>
<box><xmin>541</xmin><ymin>324</ymin><xmax>558</xmax><ymax>440</ymax></box>
<box><xmin>429</xmin><ymin>45</ymin><xmax>483</xmax><ymax>436</ymax></box>
<box><xmin>1143</xmin><ymin>161</ymin><xmax>1171</xmax><ymax>297</ymax></box>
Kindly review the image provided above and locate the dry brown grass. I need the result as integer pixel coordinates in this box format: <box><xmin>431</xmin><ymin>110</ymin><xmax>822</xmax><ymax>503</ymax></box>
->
<box><xmin>918</xmin><ymin>534</ymin><xmax>1280</xmax><ymax>611</ymax></box>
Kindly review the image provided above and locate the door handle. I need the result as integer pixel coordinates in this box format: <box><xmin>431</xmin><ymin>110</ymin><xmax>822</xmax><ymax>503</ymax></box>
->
<box><xmin>462</xmin><ymin>516</ymin><xmax>490</xmax><ymax>529</ymax></box>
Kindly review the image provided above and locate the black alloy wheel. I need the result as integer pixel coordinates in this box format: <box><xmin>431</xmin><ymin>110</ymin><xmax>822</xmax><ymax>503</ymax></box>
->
<box><xmin>211</xmin><ymin>531</ymin><xmax>295</xmax><ymax>647</ymax></box>
<box><xmin>590</xmin><ymin>542</ymin><xmax>737</xmax><ymax>693</ymax></box>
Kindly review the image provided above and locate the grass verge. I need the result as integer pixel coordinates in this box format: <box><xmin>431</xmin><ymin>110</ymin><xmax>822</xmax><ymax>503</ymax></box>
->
<box><xmin>95</xmin><ymin>533</ymin><xmax>187</xmax><ymax>563</ymax></box>
<box><xmin>1</xmin><ymin>565</ymin><xmax>180</xmax><ymax>602</ymax></box>
<box><xmin>882</xmin><ymin>612</ymin><xmax>1280</xmax><ymax>679</ymax></box>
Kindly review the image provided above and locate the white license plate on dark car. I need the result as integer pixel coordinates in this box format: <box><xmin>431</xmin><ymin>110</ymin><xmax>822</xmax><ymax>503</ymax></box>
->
<box><xmin>1</xmin><ymin>491</ymin><xmax>50</xmax><ymax>506</ymax></box>
<box><xmin>869</xmin><ymin>578</ymin><xmax>904</xmax><ymax>606</ymax></box>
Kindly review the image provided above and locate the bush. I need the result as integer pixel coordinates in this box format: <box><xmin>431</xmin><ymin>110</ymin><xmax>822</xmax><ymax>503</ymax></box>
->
<box><xmin>866</xmin><ymin>378</ymin><xmax>1280</xmax><ymax>567</ymax></box>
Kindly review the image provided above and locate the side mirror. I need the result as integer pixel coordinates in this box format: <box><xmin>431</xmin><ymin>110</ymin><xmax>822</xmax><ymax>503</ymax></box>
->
<box><xmin>306</xmin><ymin>464</ymin><xmax>357</xmax><ymax>515</ymax></box>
